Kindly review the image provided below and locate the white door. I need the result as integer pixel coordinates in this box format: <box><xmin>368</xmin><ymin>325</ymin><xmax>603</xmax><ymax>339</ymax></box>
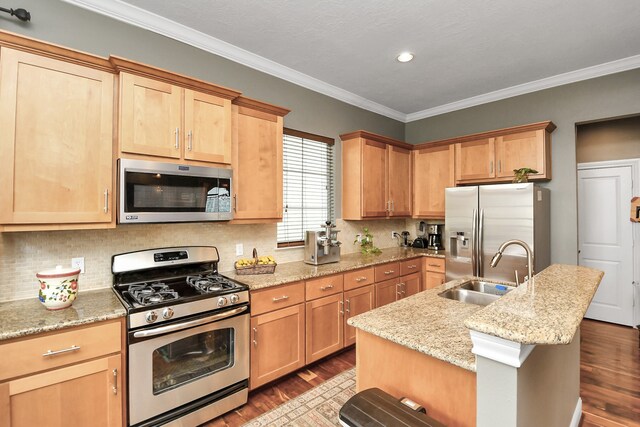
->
<box><xmin>578</xmin><ymin>166</ymin><xmax>634</xmax><ymax>326</ymax></box>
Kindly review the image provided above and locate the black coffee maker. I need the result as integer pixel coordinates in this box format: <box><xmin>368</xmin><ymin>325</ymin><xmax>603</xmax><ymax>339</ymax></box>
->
<box><xmin>412</xmin><ymin>221</ymin><xmax>429</xmax><ymax>248</ymax></box>
<box><xmin>427</xmin><ymin>224</ymin><xmax>444</xmax><ymax>251</ymax></box>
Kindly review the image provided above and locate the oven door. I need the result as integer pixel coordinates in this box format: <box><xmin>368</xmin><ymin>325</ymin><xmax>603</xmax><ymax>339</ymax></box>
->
<box><xmin>128</xmin><ymin>306</ymin><xmax>249</xmax><ymax>426</ymax></box>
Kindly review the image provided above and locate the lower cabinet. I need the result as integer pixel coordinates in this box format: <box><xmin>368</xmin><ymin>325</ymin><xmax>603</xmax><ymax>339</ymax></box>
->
<box><xmin>423</xmin><ymin>257</ymin><xmax>446</xmax><ymax>290</ymax></box>
<box><xmin>306</xmin><ymin>293</ymin><xmax>344</xmax><ymax>364</ymax></box>
<box><xmin>250</xmin><ymin>303</ymin><xmax>305</xmax><ymax>390</ymax></box>
<box><xmin>375</xmin><ymin>272</ymin><xmax>421</xmax><ymax>308</ymax></box>
<box><xmin>344</xmin><ymin>285</ymin><xmax>375</xmax><ymax>346</ymax></box>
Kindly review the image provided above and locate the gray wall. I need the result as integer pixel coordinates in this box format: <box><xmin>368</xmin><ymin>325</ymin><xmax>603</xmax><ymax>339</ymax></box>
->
<box><xmin>1</xmin><ymin>0</ymin><xmax>405</xmax><ymax>219</ymax></box>
<box><xmin>406</xmin><ymin>71</ymin><xmax>640</xmax><ymax>264</ymax></box>
<box><xmin>577</xmin><ymin>115</ymin><xmax>640</xmax><ymax>163</ymax></box>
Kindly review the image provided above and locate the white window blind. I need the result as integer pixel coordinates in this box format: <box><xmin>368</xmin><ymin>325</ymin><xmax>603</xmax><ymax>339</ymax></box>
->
<box><xmin>277</xmin><ymin>129</ymin><xmax>335</xmax><ymax>247</ymax></box>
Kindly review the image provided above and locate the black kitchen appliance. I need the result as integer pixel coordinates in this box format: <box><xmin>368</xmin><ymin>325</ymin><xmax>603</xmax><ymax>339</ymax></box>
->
<box><xmin>427</xmin><ymin>224</ymin><xmax>444</xmax><ymax>251</ymax></box>
<box><xmin>111</xmin><ymin>246</ymin><xmax>249</xmax><ymax>427</ymax></box>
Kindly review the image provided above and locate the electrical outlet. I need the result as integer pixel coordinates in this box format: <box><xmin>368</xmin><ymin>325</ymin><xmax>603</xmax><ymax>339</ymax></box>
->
<box><xmin>72</xmin><ymin>257</ymin><xmax>85</xmax><ymax>274</ymax></box>
<box><xmin>355</xmin><ymin>234</ymin><xmax>362</xmax><ymax>243</ymax></box>
<box><xmin>235</xmin><ymin>243</ymin><xmax>244</xmax><ymax>256</ymax></box>
<box><xmin>391</xmin><ymin>231</ymin><xmax>397</xmax><ymax>239</ymax></box>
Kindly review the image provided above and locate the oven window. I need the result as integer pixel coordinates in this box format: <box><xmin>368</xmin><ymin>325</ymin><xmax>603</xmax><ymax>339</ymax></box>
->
<box><xmin>152</xmin><ymin>327</ymin><xmax>234</xmax><ymax>395</ymax></box>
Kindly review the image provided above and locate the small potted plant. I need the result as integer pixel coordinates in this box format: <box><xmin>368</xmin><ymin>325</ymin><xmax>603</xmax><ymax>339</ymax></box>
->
<box><xmin>513</xmin><ymin>167</ymin><xmax>538</xmax><ymax>183</ymax></box>
<box><xmin>354</xmin><ymin>227</ymin><xmax>381</xmax><ymax>255</ymax></box>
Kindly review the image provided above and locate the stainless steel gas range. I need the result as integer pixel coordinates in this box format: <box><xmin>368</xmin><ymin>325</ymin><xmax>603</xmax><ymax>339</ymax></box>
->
<box><xmin>111</xmin><ymin>246</ymin><xmax>249</xmax><ymax>427</ymax></box>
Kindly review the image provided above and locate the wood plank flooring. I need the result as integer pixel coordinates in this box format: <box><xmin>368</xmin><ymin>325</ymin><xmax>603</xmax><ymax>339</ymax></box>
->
<box><xmin>205</xmin><ymin>319</ymin><xmax>638</xmax><ymax>427</ymax></box>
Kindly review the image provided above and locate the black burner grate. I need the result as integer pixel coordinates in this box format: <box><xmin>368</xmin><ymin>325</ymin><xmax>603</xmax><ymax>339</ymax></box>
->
<box><xmin>186</xmin><ymin>274</ymin><xmax>236</xmax><ymax>294</ymax></box>
<box><xmin>128</xmin><ymin>283</ymin><xmax>179</xmax><ymax>306</ymax></box>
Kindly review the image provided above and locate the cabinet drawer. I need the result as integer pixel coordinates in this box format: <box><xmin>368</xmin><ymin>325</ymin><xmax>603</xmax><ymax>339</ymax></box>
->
<box><xmin>400</xmin><ymin>258</ymin><xmax>422</xmax><ymax>276</ymax></box>
<box><xmin>306</xmin><ymin>275</ymin><xmax>344</xmax><ymax>301</ymax></box>
<box><xmin>0</xmin><ymin>320</ymin><xmax>122</xmax><ymax>381</ymax></box>
<box><xmin>250</xmin><ymin>281</ymin><xmax>304</xmax><ymax>316</ymax></box>
<box><xmin>344</xmin><ymin>267</ymin><xmax>375</xmax><ymax>291</ymax></box>
<box><xmin>424</xmin><ymin>257</ymin><xmax>445</xmax><ymax>273</ymax></box>
<box><xmin>374</xmin><ymin>262</ymin><xmax>400</xmax><ymax>282</ymax></box>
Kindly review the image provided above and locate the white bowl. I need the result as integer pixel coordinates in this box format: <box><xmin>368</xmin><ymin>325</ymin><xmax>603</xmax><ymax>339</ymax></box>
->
<box><xmin>37</xmin><ymin>266</ymin><xmax>80</xmax><ymax>310</ymax></box>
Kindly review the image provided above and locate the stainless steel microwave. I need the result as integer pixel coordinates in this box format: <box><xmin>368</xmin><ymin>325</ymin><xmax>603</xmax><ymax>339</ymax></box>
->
<box><xmin>118</xmin><ymin>159</ymin><xmax>233</xmax><ymax>223</ymax></box>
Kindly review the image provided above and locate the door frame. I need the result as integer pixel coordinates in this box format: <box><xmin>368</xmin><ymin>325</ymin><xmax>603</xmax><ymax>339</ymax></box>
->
<box><xmin>577</xmin><ymin>158</ymin><xmax>640</xmax><ymax>327</ymax></box>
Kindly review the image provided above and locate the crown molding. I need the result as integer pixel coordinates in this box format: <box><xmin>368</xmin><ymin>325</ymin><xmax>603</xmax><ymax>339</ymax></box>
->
<box><xmin>61</xmin><ymin>0</ymin><xmax>407</xmax><ymax>122</ymax></box>
<box><xmin>406</xmin><ymin>54</ymin><xmax>640</xmax><ymax>122</ymax></box>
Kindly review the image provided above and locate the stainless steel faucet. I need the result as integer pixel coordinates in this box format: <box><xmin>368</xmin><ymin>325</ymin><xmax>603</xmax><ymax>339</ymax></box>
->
<box><xmin>490</xmin><ymin>239</ymin><xmax>534</xmax><ymax>285</ymax></box>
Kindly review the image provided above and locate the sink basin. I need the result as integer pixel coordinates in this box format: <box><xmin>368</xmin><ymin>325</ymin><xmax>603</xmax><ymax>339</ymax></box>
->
<box><xmin>439</xmin><ymin>280</ymin><xmax>515</xmax><ymax>306</ymax></box>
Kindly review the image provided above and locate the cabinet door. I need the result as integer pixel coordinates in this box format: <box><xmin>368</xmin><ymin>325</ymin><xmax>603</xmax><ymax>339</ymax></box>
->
<box><xmin>494</xmin><ymin>130</ymin><xmax>548</xmax><ymax>179</ymax></box>
<box><xmin>425</xmin><ymin>271</ymin><xmax>446</xmax><ymax>289</ymax></box>
<box><xmin>232</xmin><ymin>105</ymin><xmax>283</xmax><ymax>220</ymax></box>
<box><xmin>183</xmin><ymin>89</ymin><xmax>231</xmax><ymax>164</ymax></box>
<box><xmin>361</xmin><ymin>139</ymin><xmax>388</xmax><ymax>217</ymax></box>
<box><xmin>120</xmin><ymin>72</ymin><xmax>182</xmax><ymax>159</ymax></box>
<box><xmin>344</xmin><ymin>285</ymin><xmax>375</xmax><ymax>346</ymax></box>
<box><xmin>401</xmin><ymin>273</ymin><xmax>421</xmax><ymax>298</ymax></box>
<box><xmin>387</xmin><ymin>145</ymin><xmax>412</xmax><ymax>217</ymax></box>
<box><xmin>306</xmin><ymin>294</ymin><xmax>344</xmax><ymax>364</ymax></box>
<box><xmin>0</xmin><ymin>355</ymin><xmax>122</xmax><ymax>427</ymax></box>
<box><xmin>413</xmin><ymin>144</ymin><xmax>454</xmax><ymax>218</ymax></box>
<box><xmin>250</xmin><ymin>304</ymin><xmax>305</xmax><ymax>390</ymax></box>
<box><xmin>375</xmin><ymin>278</ymin><xmax>399</xmax><ymax>308</ymax></box>
<box><xmin>0</xmin><ymin>48</ymin><xmax>114</xmax><ymax>225</ymax></box>
<box><xmin>455</xmin><ymin>138</ymin><xmax>495</xmax><ymax>182</ymax></box>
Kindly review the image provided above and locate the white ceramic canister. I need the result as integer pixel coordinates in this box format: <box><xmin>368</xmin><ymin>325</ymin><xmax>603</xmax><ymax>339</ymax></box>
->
<box><xmin>36</xmin><ymin>266</ymin><xmax>80</xmax><ymax>310</ymax></box>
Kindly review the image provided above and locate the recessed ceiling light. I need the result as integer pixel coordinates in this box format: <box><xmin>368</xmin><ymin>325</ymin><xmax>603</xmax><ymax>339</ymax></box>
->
<box><xmin>397</xmin><ymin>52</ymin><xmax>414</xmax><ymax>63</ymax></box>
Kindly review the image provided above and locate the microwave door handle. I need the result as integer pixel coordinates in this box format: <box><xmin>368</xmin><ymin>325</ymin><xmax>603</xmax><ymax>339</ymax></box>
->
<box><xmin>132</xmin><ymin>305</ymin><xmax>248</xmax><ymax>338</ymax></box>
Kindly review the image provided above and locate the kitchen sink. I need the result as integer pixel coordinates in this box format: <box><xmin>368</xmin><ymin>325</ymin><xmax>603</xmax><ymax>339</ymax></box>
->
<box><xmin>439</xmin><ymin>280</ymin><xmax>515</xmax><ymax>306</ymax></box>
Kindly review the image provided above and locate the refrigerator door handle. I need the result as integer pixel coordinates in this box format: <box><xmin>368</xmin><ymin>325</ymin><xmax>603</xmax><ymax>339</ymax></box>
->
<box><xmin>472</xmin><ymin>209</ymin><xmax>478</xmax><ymax>276</ymax></box>
<box><xmin>478</xmin><ymin>209</ymin><xmax>485</xmax><ymax>277</ymax></box>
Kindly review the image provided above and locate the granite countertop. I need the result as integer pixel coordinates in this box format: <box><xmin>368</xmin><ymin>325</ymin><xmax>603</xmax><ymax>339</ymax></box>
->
<box><xmin>464</xmin><ymin>264</ymin><xmax>604</xmax><ymax>345</ymax></box>
<box><xmin>222</xmin><ymin>247</ymin><xmax>445</xmax><ymax>290</ymax></box>
<box><xmin>348</xmin><ymin>264</ymin><xmax>604</xmax><ymax>372</ymax></box>
<box><xmin>0</xmin><ymin>288</ymin><xmax>126</xmax><ymax>342</ymax></box>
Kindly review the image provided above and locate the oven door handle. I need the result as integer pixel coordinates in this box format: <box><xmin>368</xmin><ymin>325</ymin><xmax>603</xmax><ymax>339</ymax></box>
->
<box><xmin>132</xmin><ymin>306</ymin><xmax>248</xmax><ymax>338</ymax></box>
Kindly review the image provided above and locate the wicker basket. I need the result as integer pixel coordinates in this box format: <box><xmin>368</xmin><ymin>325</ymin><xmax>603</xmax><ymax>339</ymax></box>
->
<box><xmin>234</xmin><ymin>248</ymin><xmax>277</xmax><ymax>275</ymax></box>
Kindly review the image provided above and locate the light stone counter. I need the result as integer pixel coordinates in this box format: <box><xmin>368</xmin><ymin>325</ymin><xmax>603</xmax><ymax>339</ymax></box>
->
<box><xmin>222</xmin><ymin>247</ymin><xmax>444</xmax><ymax>290</ymax></box>
<box><xmin>348</xmin><ymin>264</ymin><xmax>604</xmax><ymax>372</ymax></box>
<box><xmin>0</xmin><ymin>288</ymin><xmax>126</xmax><ymax>341</ymax></box>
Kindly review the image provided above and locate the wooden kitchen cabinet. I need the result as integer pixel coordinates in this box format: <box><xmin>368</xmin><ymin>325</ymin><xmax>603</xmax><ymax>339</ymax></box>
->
<box><xmin>401</xmin><ymin>272</ymin><xmax>421</xmax><ymax>297</ymax></box>
<box><xmin>375</xmin><ymin>278</ymin><xmax>399</xmax><ymax>308</ymax></box>
<box><xmin>0</xmin><ymin>319</ymin><xmax>124</xmax><ymax>427</ymax></box>
<box><xmin>455</xmin><ymin>137</ymin><xmax>496</xmax><ymax>182</ymax></box>
<box><xmin>250</xmin><ymin>303</ymin><xmax>305</xmax><ymax>390</ymax></box>
<box><xmin>494</xmin><ymin>129</ymin><xmax>551</xmax><ymax>180</ymax></box>
<box><xmin>113</xmin><ymin>57</ymin><xmax>240</xmax><ymax>165</ymax></box>
<box><xmin>341</xmin><ymin>131</ymin><xmax>413</xmax><ymax>219</ymax></box>
<box><xmin>424</xmin><ymin>257</ymin><xmax>446</xmax><ymax>290</ymax></box>
<box><xmin>0</xmin><ymin>46</ymin><xmax>115</xmax><ymax>231</ymax></box>
<box><xmin>344</xmin><ymin>285</ymin><xmax>375</xmax><ymax>346</ymax></box>
<box><xmin>412</xmin><ymin>143</ymin><xmax>455</xmax><ymax>218</ymax></box>
<box><xmin>231</xmin><ymin>96</ymin><xmax>290</xmax><ymax>222</ymax></box>
<box><xmin>306</xmin><ymin>293</ymin><xmax>344</xmax><ymax>364</ymax></box>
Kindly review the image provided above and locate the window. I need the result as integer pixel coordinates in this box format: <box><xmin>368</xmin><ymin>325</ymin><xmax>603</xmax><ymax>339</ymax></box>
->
<box><xmin>277</xmin><ymin>128</ymin><xmax>335</xmax><ymax>248</ymax></box>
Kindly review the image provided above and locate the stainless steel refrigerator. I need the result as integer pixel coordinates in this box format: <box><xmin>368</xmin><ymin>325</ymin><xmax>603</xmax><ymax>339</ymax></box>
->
<box><xmin>445</xmin><ymin>183</ymin><xmax>550</xmax><ymax>283</ymax></box>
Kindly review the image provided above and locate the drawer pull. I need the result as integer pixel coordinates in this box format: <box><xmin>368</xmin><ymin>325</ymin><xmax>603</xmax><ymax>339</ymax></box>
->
<box><xmin>407</xmin><ymin>265</ymin><xmax>417</xmax><ymax>269</ymax></box>
<box><xmin>384</xmin><ymin>270</ymin><xmax>395</xmax><ymax>275</ymax></box>
<box><xmin>272</xmin><ymin>295</ymin><xmax>290</xmax><ymax>302</ymax></box>
<box><xmin>428</xmin><ymin>264</ymin><xmax>440</xmax><ymax>268</ymax></box>
<box><xmin>252</xmin><ymin>327</ymin><xmax>258</xmax><ymax>347</ymax></box>
<box><xmin>42</xmin><ymin>345</ymin><xmax>80</xmax><ymax>357</ymax></box>
<box><xmin>339</xmin><ymin>300</ymin><xmax>344</xmax><ymax>315</ymax></box>
<box><xmin>355</xmin><ymin>276</ymin><xmax>367</xmax><ymax>282</ymax></box>
<box><xmin>320</xmin><ymin>284</ymin><xmax>334</xmax><ymax>291</ymax></box>
<box><xmin>112</xmin><ymin>369</ymin><xmax>118</xmax><ymax>395</ymax></box>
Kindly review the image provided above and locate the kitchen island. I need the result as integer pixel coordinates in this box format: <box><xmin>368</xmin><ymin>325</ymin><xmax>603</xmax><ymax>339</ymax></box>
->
<box><xmin>348</xmin><ymin>264</ymin><xmax>604</xmax><ymax>427</ymax></box>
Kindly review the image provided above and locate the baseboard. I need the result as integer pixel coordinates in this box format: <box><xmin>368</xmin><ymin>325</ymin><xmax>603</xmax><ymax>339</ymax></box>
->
<box><xmin>570</xmin><ymin>397</ymin><xmax>583</xmax><ymax>427</ymax></box>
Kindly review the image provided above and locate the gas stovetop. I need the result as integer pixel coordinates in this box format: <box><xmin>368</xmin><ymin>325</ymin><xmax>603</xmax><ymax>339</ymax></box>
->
<box><xmin>112</xmin><ymin>246</ymin><xmax>249</xmax><ymax>329</ymax></box>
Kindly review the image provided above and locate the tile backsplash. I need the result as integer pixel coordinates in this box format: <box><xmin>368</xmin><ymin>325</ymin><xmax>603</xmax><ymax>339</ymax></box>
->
<box><xmin>0</xmin><ymin>218</ymin><xmax>414</xmax><ymax>302</ymax></box>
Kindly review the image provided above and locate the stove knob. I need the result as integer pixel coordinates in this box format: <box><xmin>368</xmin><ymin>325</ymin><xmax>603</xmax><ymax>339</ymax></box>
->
<box><xmin>217</xmin><ymin>297</ymin><xmax>228</xmax><ymax>307</ymax></box>
<box><xmin>162</xmin><ymin>307</ymin><xmax>174</xmax><ymax>319</ymax></box>
<box><xmin>146</xmin><ymin>311</ymin><xmax>158</xmax><ymax>323</ymax></box>
<box><xmin>229</xmin><ymin>294</ymin><xmax>240</xmax><ymax>304</ymax></box>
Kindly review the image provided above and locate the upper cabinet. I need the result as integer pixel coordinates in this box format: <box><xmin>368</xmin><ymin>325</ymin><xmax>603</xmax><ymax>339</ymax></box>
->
<box><xmin>231</xmin><ymin>96</ymin><xmax>290</xmax><ymax>222</ymax></box>
<box><xmin>454</xmin><ymin>122</ymin><xmax>555</xmax><ymax>184</ymax></box>
<box><xmin>111</xmin><ymin>56</ymin><xmax>241</xmax><ymax>165</ymax></box>
<box><xmin>0</xmin><ymin>44</ymin><xmax>115</xmax><ymax>231</ymax></box>
<box><xmin>341</xmin><ymin>131</ymin><xmax>412</xmax><ymax>220</ymax></box>
<box><xmin>412</xmin><ymin>143</ymin><xmax>454</xmax><ymax>218</ymax></box>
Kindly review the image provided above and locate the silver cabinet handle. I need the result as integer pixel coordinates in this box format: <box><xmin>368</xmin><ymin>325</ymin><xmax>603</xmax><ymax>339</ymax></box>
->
<box><xmin>233</xmin><ymin>194</ymin><xmax>237</xmax><ymax>212</ymax></box>
<box><xmin>490</xmin><ymin>160</ymin><xmax>494</xmax><ymax>174</ymax></box>
<box><xmin>355</xmin><ymin>276</ymin><xmax>367</xmax><ymax>282</ymax></box>
<box><xmin>112</xmin><ymin>369</ymin><xmax>118</xmax><ymax>395</ymax></box>
<box><xmin>175</xmin><ymin>127</ymin><xmax>180</xmax><ymax>149</ymax></box>
<box><xmin>320</xmin><ymin>284</ymin><xmax>334</xmax><ymax>291</ymax></box>
<box><xmin>498</xmin><ymin>159</ymin><xmax>502</xmax><ymax>173</ymax></box>
<box><xmin>391</xmin><ymin>200</ymin><xmax>395</xmax><ymax>212</ymax></box>
<box><xmin>400</xmin><ymin>283</ymin><xmax>406</xmax><ymax>296</ymax></box>
<box><xmin>386</xmin><ymin>200</ymin><xmax>390</xmax><ymax>212</ymax></box>
<box><xmin>428</xmin><ymin>264</ymin><xmax>440</xmax><ymax>268</ymax></box>
<box><xmin>339</xmin><ymin>300</ymin><xmax>344</xmax><ymax>315</ymax></box>
<box><xmin>346</xmin><ymin>299</ymin><xmax>350</xmax><ymax>314</ymax></box>
<box><xmin>103</xmin><ymin>189</ymin><xmax>109</xmax><ymax>213</ymax></box>
<box><xmin>42</xmin><ymin>345</ymin><xmax>80</xmax><ymax>357</ymax></box>
<box><xmin>187</xmin><ymin>130</ymin><xmax>193</xmax><ymax>151</ymax></box>
<box><xmin>272</xmin><ymin>295</ymin><xmax>289</xmax><ymax>302</ymax></box>
<box><xmin>252</xmin><ymin>327</ymin><xmax>257</xmax><ymax>347</ymax></box>
<box><xmin>384</xmin><ymin>270</ymin><xmax>395</xmax><ymax>275</ymax></box>
<box><xmin>407</xmin><ymin>265</ymin><xmax>417</xmax><ymax>269</ymax></box>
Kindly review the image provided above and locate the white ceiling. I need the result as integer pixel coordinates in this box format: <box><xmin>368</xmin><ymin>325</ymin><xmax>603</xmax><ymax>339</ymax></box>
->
<box><xmin>64</xmin><ymin>0</ymin><xmax>640</xmax><ymax>122</ymax></box>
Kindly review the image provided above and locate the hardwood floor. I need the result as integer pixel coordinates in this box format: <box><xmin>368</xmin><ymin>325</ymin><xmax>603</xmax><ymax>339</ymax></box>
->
<box><xmin>204</xmin><ymin>348</ymin><xmax>356</xmax><ymax>426</ymax></box>
<box><xmin>205</xmin><ymin>319</ymin><xmax>638</xmax><ymax>427</ymax></box>
<box><xmin>580</xmin><ymin>319</ymin><xmax>640</xmax><ymax>427</ymax></box>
